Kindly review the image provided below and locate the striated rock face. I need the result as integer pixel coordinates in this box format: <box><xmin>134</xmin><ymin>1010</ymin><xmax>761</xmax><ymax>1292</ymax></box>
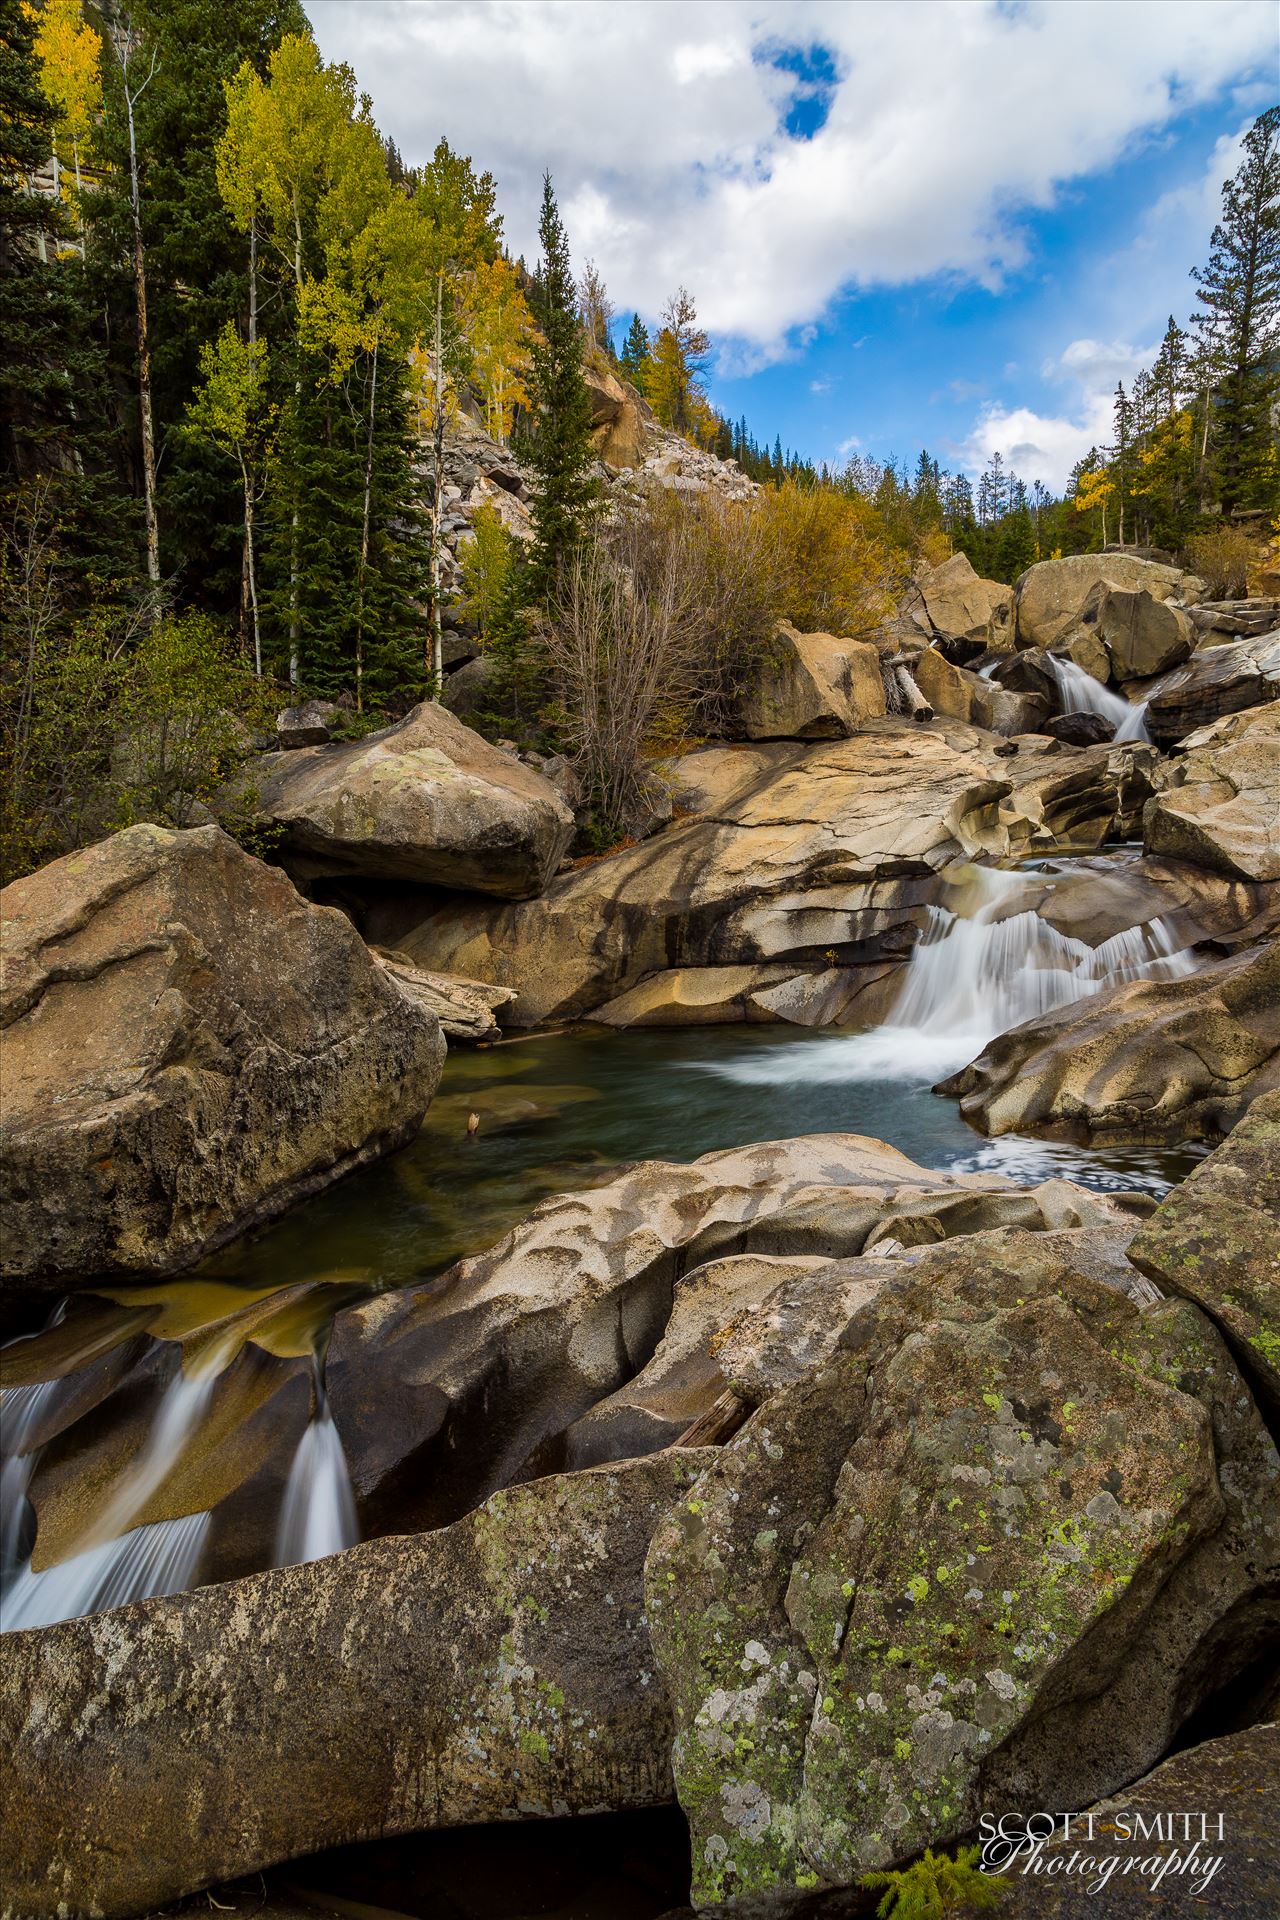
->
<box><xmin>1144</xmin><ymin>705</ymin><xmax>1280</xmax><ymax>882</ymax></box>
<box><xmin>1144</xmin><ymin>630</ymin><xmax>1280</xmax><ymax>746</ymax></box>
<box><xmin>1014</xmin><ymin>554</ymin><xmax>1200</xmax><ymax>653</ymax></box>
<box><xmin>367</xmin><ymin>721</ymin><xmax>1158</xmax><ymax>1026</ymax></box>
<box><xmin>1130</xmin><ymin>1089</ymin><xmax>1280</xmax><ymax>1419</ymax></box>
<box><xmin>645</xmin><ymin>1229</ymin><xmax>1280</xmax><ymax>1907</ymax></box>
<box><xmin>938</xmin><ymin>940</ymin><xmax>1280</xmax><ymax>1146</ymax></box>
<box><xmin>0</xmin><ymin>1451</ymin><xmax>707</xmax><ymax>1920</ymax></box>
<box><xmin>0</xmin><ymin>825</ymin><xmax>445</xmax><ymax>1292</ymax></box>
<box><xmin>234</xmin><ymin>701</ymin><xmax>575</xmax><ymax>898</ymax></box>
<box><xmin>372</xmin><ymin>947</ymin><xmax>517</xmax><ymax>1041</ymax></box>
<box><xmin>736</xmin><ymin>623</ymin><xmax>886</xmax><ymax>740</ymax></box>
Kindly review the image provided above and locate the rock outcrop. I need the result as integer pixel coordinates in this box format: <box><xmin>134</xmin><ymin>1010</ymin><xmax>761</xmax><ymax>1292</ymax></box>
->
<box><xmin>364</xmin><ymin>722</ymin><xmax>1158</xmax><ymax>1026</ymax></box>
<box><xmin>645</xmin><ymin>1227</ymin><xmax>1280</xmax><ymax>1906</ymax></box>
<box><xmin>990</xmin><ymin>1724</ymin><xmax>1280</xmax><ymax>1918</ymax></box>
<box><xmin>0</xmin><ymin>1451</ymin><xmax>705</xmax><ymax>1920</ymax></box>
<box><xmin>736</xmin><ymin>623</ymin><xmax>886</xmax><ymax>740</ymax></box>
<box><xmin>910</xmin><ymin>552</ymin><xmax>1013</xmax><ymax>652</ymax></box>
<box><xmin>1096</xmin><ymin>585</ymin><xmax>1196</xmax><ymax>680</ymax></box>
<box><xmin>1129</xmin><ymin>1089</ymin><xmax>1280</xmax><ymax>1418</ymax></box>
<box><xmin>1014</xmin><ymin>554</ymin><xmax>1201</xmax><ymax>653</ymax></box>
<box><xmin>938</xmin><ymin>940</ymin><xmax>1280</xmax><ymax>1146</ymax></box>
<box><xmin>233</xmin><ymin>701</ymin><xmax>575</xmax><ymax>898</ymax></box>
<box><xmin>0</xmin><ymin>825</ymin><xmax>445</xmax><ymax>1291</ymax></box>
<box><xmin>1143</xmin><ymin>630</ymin><xmax>1280</xmax><ymax>746</ymax></box>
<box><xmin>326</xmin><ymin>1134</ymin><xmax>1112</xmax><ymax>1532</ymax></box>
<box><xmin>372</xmin><ymin>947</ymin><xmax>517</xmax><ymax>1040</ymax></box>
<box><xmin>1144</xmin><ymin>705</ymin><xmax>1280</xmax><ymax>882</ymax></box>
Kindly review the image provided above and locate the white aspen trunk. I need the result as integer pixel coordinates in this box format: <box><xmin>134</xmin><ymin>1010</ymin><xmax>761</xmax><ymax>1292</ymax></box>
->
<box><xmin>288</xmin><ymin>207</ymin><xmax>303</xmax><ymax>687</ymax></box>
<box><xmin>430</xmin><ymin>270</ymin><xmax>445</xmax><ymax>690</ymax></box>
<box><xmin>242</xmin><ymin>456</ymin><xmax>261</xmax><ymax>678</ymax></box>
<box><xmin>355</xmin><ymin>331</ymin><xmax>379</xmax><ymax>715</ymax></box>
<box><xmin>122</xmin><ymin>64</ymin><xmax>160</xmax><ymax>585</ymax></box>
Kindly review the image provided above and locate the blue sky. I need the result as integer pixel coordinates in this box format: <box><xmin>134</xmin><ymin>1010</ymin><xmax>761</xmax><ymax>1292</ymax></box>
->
<box><xmin>310</xmin><ymin>1</ymin><xmax>1278</xmax><ymax>491</ymax></box>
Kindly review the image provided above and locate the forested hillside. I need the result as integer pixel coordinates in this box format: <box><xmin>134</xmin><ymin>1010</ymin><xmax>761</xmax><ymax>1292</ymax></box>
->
<box><xmin>2</xmin><ymin>0</ymin><xmax>1277</xmax><ymax>878</ymax></box>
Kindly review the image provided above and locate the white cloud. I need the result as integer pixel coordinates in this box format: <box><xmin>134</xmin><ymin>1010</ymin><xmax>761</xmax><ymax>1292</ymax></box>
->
<box><xmin>308</xmin><ymin>0</ymin><xmax>1276</xmax><ymax>361</ymax></box>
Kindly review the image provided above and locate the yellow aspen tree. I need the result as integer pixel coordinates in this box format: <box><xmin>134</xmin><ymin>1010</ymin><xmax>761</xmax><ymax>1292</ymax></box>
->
<box><xmin>26</xmin><ymin>0</ymin><xmax>101</xmax><ymax>246</ymax></box>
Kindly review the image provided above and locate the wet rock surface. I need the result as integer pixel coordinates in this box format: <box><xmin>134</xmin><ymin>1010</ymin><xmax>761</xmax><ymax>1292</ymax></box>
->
<box><xmin>939</xmin><ymin>940</ymin><xmax>1280</xmax><ymax>1146</ymax></box>
<box><xmin>363</xmin><ymin>721</ymin><xmax>1158</xmax><ymax>1026</ymax></box>
<box><xmin>1143</xmin><ymin>630</ymin><xmax>1280</xmax><ymax>746</ymax></box>
<box><xmin>0</xmin><ymin>825</ymin><xmax>445</xmax><ymax>1292</ymax></box>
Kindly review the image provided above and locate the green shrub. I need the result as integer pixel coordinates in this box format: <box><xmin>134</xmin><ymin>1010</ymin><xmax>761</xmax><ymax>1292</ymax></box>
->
<box><xmin>861</xmin><ymin>1845</ymin><xmax>1005</xmax><ymax>1919</ymax></box>
<box><xmin>1185</xmin><ymin>525</ymin><xmax>1253</xmax><ymax>598</ymax></box>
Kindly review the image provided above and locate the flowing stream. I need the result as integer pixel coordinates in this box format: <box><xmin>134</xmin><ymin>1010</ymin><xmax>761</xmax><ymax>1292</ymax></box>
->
<box><xmin>275</xmin><ymin>1389</ymin><xmax>359</xmax><ymax>1567</ymax></box>
<box><xmin>1045</xmin><ymin>654</ymin><xmax>1152</xmax><ymax>741</ymax></box>
<box><xmin>1</xmin><ymin>852</ymin><xmax>1209</xmax><ymax>1632</ymax></box>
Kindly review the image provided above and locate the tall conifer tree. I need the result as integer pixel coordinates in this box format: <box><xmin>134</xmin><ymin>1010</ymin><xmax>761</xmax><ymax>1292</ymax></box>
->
<box><xmin>526</xmin><ymin>173</ymin><xmax>597</xmax><ymax>595</ymax></box>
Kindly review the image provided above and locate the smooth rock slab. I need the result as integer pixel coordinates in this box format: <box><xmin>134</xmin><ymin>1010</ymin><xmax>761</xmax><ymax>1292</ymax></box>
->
<box><xmin>0</xmin><ymin>1451</ymin><xmax>709</xmax><ymax>1920</ymax></box>
<box><xmin>0</xmin><ymin>825</ymin><xmax>444</xmax><ymax>1291</ymax></box>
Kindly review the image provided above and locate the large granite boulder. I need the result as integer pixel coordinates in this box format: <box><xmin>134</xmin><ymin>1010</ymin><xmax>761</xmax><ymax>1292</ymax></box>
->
<box><xmin>0</xmin><ymin>826</ymin><xmax>444</xmax><ymax>1292</ymax></box>
<box><xmin>1096</xmin><ymin>586</ymin><xmax>1196</xmax><ymax>680</ymax></box>
<box><xmin>364</xmin><ymin>721</ymin><xmax>1158</xmax><ymax>1026</ymax></box>
<box><xmin>583</xmin><ymin>352</ymin><xmax>654</xmax><ymax>469</ymax></box>
<box><xmin>0</xmin><ymin>1450</ymin><xmax>705</xmax><ymax>1920</ymax></box>
<box><xmin>737</xmin><ymin>624</ymin><xmax>886</xmax><ymax>740</ymax></box>
<box><xmin>938</xmin><ymin>941</ymin><xmax>1280</xmax><ymax>1146</ymax></box>
<box><xmin>1015</xmin><ymin>554</ymin><xmax>1199</xmax><ymax>653</ymax></box>
<box><xmin>645</xmin><ymin>1230</ymin><xmax>1280</xmax><ymax>1907</ymax></box>
<box><xmin>233</xmin><ymin>701</ymin><xmax>575</xmax><ymax>898</ymax></box>
<box><xmin>1143</xmin><ymin>630</ymin><xmax>1280</xmax><ymax>746</ymax></box>
<box><xmin>913</xmin><ymin>553</ymin><xmax>1013</xmax><ymax>651</ymax></box>
<box><xmin>1129</xmin><ymin>1090</ymin><xmax>1280</xmax><ymax>1419</ymax></box>
<box><xmin>1144</xmin><ymin>705</ymin><xmax>1280</xmax><ymax>882</ymax></box>
<box><xmin>991</xmin><ymin>1724</ymin><xmax>1280</xmax><ymax>1919</ymax></box>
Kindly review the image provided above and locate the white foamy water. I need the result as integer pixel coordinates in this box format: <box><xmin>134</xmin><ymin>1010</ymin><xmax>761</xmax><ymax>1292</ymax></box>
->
<box><xmin>1046</xmin><ymin>654</ymin><xmax>1151</xmax><ymax>742</ymax></box>
<box><xmin>1</xmin><ymin>1512</ymin><xmax>212</xmax><ymax>1632</ymax></box>
<box><xmin>690</xmin><ymin>865</ymin><xmax>1195</xmax><ymax>1088</ymax></box>
<box><xmin>274</xmin><ymin>1398</ymin><xmax>358</xmax><ymax>1567</ymax></box>
<box><xmin>0</xmin><ymin>1334</ymin><xmax>235</xmax><ymax>1632</ymax></box>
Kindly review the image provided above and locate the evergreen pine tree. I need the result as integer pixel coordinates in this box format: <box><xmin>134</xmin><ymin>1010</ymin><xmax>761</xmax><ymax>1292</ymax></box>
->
<box><xmin>619</xmin><ymin>312</ymin><xmax>651</xmax><ymax>386</ymax></box>
<box><xmin>1191</xmin><ymin>105</ymin><xmax>1280</xmax><ymax>512</ymax></box>
<box><xmin>526</xmin><ymin>173</ymin><xmax>597</xmax><ymax>595</ymax></box>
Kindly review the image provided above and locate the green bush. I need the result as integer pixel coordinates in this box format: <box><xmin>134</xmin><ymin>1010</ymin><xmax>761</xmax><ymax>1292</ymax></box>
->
<box><xmin>1</xmin><ymin>606</ymin><xmax>275</xmax><ymax>884</ymax></box>
<box><xmin>861</xmin><ymin>1846</ymin><xmax>1005</xmax><ymax>1919</ymax></box>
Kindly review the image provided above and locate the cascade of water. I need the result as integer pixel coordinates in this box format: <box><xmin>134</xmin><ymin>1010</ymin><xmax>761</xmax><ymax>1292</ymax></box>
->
<box><xmin>1</xmin><ymin>1512</ymin><xmax>212</xmax><ymax>1632</ymax></box>
<box><xmin>0</xmin><ymin>1380</ymin><xmax>62</xmax><ymax>1579</ymax></box>
<box><xmin>1046</xmin><ymin>655</ymin><xmax>1151</xmax><ymax>742</ymax></box>
<box><xmin>692</xmin><ymin>864</ymin><xmax>1196</xmax><ymax>1089</ymax></box>
<box><xmin>0</xmin><ymin>1334</ymin><xmax>234</xmax><ymax>1632</ymax></box>
<box><xmin>274</xmin><ymin>1391</ymin><xmax>358</xmax><ymax>1568</ymax></box>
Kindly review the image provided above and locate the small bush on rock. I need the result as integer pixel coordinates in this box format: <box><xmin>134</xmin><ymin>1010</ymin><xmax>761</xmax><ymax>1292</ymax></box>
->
<box><xmin>861</xmin><ymin>1846</ymin><xmax>1005</xmax><ymax>1919</ymax></box>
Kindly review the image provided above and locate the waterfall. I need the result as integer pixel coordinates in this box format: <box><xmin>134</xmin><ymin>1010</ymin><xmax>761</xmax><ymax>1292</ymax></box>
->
<box><xmin>0</xmin><ymin>1380</ymin><xmax>62</xmax><ymax>1581</ymax></box>
<box><xmin>0</xmin><ymin>1334</ymin><xmax>234</xmax><ymax>1632</ymax></box>
<box><xmin>274</xmin><ymin>1392</ymin><xmax>358</xmax><ymax>1568</ymax></box>
<box><xmin>1046</xmin><ymin>655</ymin><xmax>1151</xmax><ymax>742</ymax></box>
<box><xmin>1</xmin><ymin>1513</ymin><xmax>211</xmax><ymax>1632</ymax></box>
<box><xmin>692</xmin><ymin>864</ymin><xmax>1195</xmax><ymax>1088</ymax></box>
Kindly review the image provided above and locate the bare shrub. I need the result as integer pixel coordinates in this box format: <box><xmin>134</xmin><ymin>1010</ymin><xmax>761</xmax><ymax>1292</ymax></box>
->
<box><xmin>541</xmin><ymin>507</ymin><xmax>699</xmax><ymax>839</ymax></box>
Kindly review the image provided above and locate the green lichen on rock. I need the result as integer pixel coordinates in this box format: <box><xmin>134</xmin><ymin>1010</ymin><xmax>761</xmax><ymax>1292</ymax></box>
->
<box><xmin>1129</xmin><ymin>1090</ymin><xmax>1280</xmax><ymax>1417</ymax></box>
<box><xmin>645</xmin><ymin>1227</ymin><xmax>1280</xmax><ymax>1908</ymax></box>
